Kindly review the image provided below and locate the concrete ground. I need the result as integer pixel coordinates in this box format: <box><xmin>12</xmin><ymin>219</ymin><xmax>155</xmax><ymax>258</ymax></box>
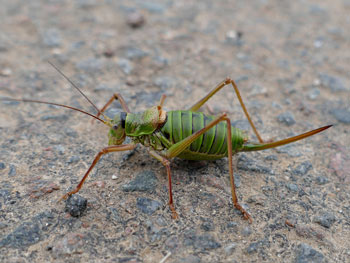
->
<box><xmin>0</xmin><ymin>0</ymin><xmax>349</xmax><ymax>262</ymax></box>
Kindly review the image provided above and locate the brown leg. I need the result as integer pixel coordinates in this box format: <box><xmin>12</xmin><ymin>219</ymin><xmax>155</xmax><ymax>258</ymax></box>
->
<box><xmin>222</xmin><ymin>115</ymin><xmax>252</xmax><ymax>223</ymax></box>
<box><xmin>189</xmin><ymin>78</ymin><xmax>264</xmax><ymax>143</ymax></box>
<box><xmin>96</xmin><ymin>93</ymin><xmax>130</xmax><ymax>120</ymax></box>
<box><xmin>162</xmin><ymin>113</ymin><xmax>252</xmax><ymax>222</ymax></box>
<box><xmin>148</xmin><ymin>150</ymin><xmax>178</xmax><ymax>219</ymax></box>
<box><xmin>59</xmin><ymin>144</ymin><xmax>136</xmax><ymax>201</ymax></box>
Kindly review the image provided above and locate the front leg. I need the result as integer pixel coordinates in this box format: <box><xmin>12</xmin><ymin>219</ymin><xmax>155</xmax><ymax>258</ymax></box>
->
<box><xmin>60</xmin><ymin>144</ymin><xmax>136</xmax><ymax>201</ymax></box>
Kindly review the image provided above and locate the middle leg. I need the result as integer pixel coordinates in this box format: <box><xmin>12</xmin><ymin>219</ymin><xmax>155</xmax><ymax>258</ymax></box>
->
<box><xmin>148</xmin><ymin>150</ymin><xmax>178</xmax><ymax>219</ymax></box>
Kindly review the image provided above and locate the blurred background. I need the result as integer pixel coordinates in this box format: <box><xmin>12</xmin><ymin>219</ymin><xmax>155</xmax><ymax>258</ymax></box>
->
<box><xmin>0</xmin><ymin>1</ymin><xmax>349</xmax><ymax>262</ymax></box>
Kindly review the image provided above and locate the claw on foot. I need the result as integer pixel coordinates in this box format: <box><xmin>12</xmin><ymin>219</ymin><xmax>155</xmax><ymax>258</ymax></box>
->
<box><xmin>235</xmin><ymin>203</ymin><xmax>253</xmax><ymax>223</ymax></box>
<box><xmin>169</xmin><ymin>204</ymin><xmax>179</xmax><ymax>219</ymax></box>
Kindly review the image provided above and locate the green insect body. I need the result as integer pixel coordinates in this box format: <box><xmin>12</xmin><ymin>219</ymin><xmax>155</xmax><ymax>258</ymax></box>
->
<box><xmin>2</xmin><ymin>70</ymin><xmax>332</xmax><ymax>222</ymax></box>
<box><xmin>125</xmin><ymin>110</ymin><xmax>247</xmax><ymax>161</ymax></box>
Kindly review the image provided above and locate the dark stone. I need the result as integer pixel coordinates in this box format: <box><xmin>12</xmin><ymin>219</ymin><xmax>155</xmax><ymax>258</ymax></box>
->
<box><xmin>136</xmin><ymin>197</ymin><xmax>161</xmax><ymax>215</ymax></box>
<box><xmin>314</xmin><ymin>212</ymin><xmax>336</xmax><ymax>228</ymax></box>
<box><xmin>122</xmin><ymin>170</ymin><xmax>158</xmax><ymax>192</ymax></box>
<box><xmin>331</xmin><ymin>108</ymin><xmax>350</xmax><ymax>124</ymax></box>
<box><xmin>294</xmin><ymin>243</ymin><xmax>325</xmax><ymax>263</ymax></box>
<box><xmin>293</xmin><ymin>161</ymin><xmax>313</xmax><ymax>175</ymax></box>
<box><xmin>0</xmin><ymin>211</ymin><xmax>56</xmax><ymax>248</ymax></box>
<box><xmin>277</xmin><ymin>111</ymin><xmax>296</xmax><ymax>126</ymax></box>
<box><xmin>65</xmin><ymin>195</ymin><xmax>87</xmax><ymax>217</ymax></box>
<box><xmin>0</xmin><ymin>162</ymin><xmax>5</xmax><ymax>170</ymax></box>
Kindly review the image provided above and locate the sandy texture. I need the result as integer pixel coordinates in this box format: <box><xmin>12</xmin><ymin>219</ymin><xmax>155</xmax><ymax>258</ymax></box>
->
<box><xmin>0</xmin><ymin>1</ymin><xmax>349</xmax><ymax>262</ymax></box>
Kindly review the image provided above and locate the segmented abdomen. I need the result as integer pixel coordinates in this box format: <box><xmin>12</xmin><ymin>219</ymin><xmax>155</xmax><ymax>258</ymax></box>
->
<box><xmin>160</xmin><ymin>110</ymin><xmax>246</xmax><ymax>158</ymax></box>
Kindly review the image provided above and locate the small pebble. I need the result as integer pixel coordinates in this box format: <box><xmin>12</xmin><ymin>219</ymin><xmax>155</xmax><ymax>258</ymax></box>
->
<box><xmin>126</xmin><ymin>11</ymin><xmax>145</xmax><ymax>28</ymax></box>
<box><xmin>277</xmin><ymin>111</ymin><xmax>296</xmax><ymax>126</ymax></box>
<box><xmin>331</xmin><ymin>108</ymin><xmax>350</xmax><ymax>124</ymax></box>
<box><xmin>0</xmin><ymin>68</ymin><xmax>12</xmax><ymax>76</ymax></box>
<box><xmin>318</xmin><ymin>73</ymin><xmax>347</xmax><ymax>92</ymax></box>
<box><xmin>314</xmin><ymin>212</ymin><xmax>336</xmax><ymax>228</ymax></box>
<box><xmin>293</xmin><ymin>161</ymin><xmax>313</xmax><ymax>176</ymax></box>
<box><xmin>287</xmin><ymin>183</ymin><xmax>299</xmax><ymax>192</ymax></box>
<box><xmin>65</xmin><ymin>195</ymin><xmax>87</xmax><ymax>217</ymax></box>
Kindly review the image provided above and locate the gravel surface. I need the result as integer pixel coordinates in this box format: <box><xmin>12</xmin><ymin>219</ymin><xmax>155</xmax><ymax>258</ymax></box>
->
<box><xmin>0</xmin><ymin>1</ymin><xmax>349</xmax><ymax>262</ymax></box>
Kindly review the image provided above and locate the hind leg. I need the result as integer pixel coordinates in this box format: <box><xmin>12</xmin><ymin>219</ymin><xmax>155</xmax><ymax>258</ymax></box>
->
<box><xmin>189</xmin><ymin>78</ymin><xmax>264</xmax><ymax>143</ymax></box>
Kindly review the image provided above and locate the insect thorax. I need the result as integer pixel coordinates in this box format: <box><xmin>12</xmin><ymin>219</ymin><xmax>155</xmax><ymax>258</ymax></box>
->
<box><xmin>132</xmin><ymin>132</ymin><xmax>166</xmax><ymax>151</ymax></box>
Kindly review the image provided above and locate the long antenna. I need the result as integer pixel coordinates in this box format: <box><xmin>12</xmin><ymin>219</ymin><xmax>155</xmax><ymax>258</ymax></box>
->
<box><xmin>48</xmin><ymin>61</ymin><xmax>109</xmax><ymax>120</ymax></box>
<box><xmin>1</xmin><ymin>98</ymin><xmax>109</xmax><ymax>125</ymax></box>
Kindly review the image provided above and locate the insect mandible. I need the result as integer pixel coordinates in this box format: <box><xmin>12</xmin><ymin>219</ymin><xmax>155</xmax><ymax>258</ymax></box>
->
<box><xmin>1</xmin><ymin>63</ymin><xmax>332</xmax><ymax>222</ymax></box>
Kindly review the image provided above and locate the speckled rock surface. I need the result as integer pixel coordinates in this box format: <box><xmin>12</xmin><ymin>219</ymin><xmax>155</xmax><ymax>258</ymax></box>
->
<box><xmin>0</xmin><ymin>1</ymin><xmax>349</xmax><ymax>262</ymax></box>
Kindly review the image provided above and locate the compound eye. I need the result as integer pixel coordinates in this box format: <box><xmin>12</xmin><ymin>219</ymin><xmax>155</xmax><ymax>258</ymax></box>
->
<box><xmin>113</xmin><ymin>124</ymin><xmax>118</xmax><ymax>130</ymax></box>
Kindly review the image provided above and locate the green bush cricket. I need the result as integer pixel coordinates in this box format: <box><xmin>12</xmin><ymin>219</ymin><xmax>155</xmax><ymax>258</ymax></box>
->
<box><xmin>1</xmin><ymin>63</ymin><xmax>332</xmax><ymax>222</ymax></box>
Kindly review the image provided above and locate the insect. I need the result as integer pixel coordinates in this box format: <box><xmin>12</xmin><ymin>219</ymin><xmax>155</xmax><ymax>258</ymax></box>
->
<box><xmin>1</xmin><ymin>63</ymin><xmax>331</xmax><ymax>222</ymax></box>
